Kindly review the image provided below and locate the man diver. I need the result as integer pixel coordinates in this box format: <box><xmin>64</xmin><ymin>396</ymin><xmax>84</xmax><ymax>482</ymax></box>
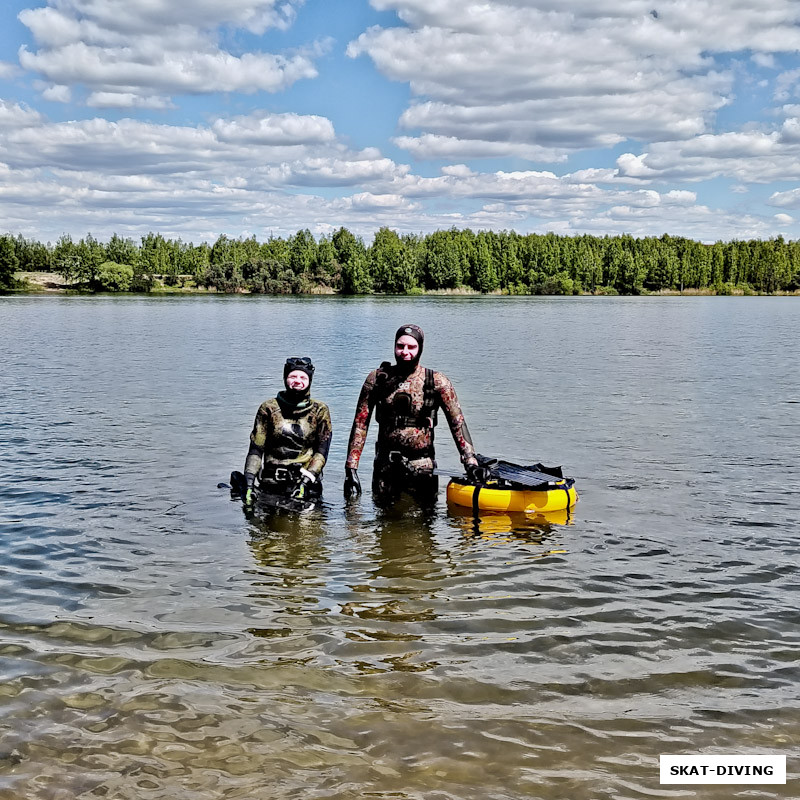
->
<box><xmin>236</xmin><ymin>357</ymin><xmax>332</xmax><ymax>505</ymax></box>
<box><xmin>344</xmin><ymin>324</ymin><xmax>481</xmax><ymax>505</ymax></box>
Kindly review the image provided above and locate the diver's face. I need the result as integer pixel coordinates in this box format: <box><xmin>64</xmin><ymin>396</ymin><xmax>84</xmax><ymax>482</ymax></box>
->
<box><xmin>395</xmin><ymin>335</ymin><xmax>419</xmax><ymax>362</ymax></box>
<box><xmin>286</xmin><ymin>370</ymin><xmax>310</xmax><ymax>390</ymax></box>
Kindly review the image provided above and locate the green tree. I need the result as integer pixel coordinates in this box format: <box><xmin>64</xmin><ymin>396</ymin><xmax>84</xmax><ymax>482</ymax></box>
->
<box><xmin>314</xmin><ymin>236</ymin><xmax>340</xmax><ymax>289</ymax></box>
<box><xmin>178</xmin><ymin>241</ymin><xmax>210</xmax><ymax>279</ymax></box>
<box><xmin>334</xmin><ymin>227</ymin><xmax>371</xmax><ymax>294</ymax></box>
<box><xmin>575</xmin><ymin>236</ymin><xmax>602</xmax><ymax>292</ymax></box>
<box><xmin>95</xmin><ymin>261</ymin><xmax>134</xmax><ymax>292</ymax></box>
<box><xmin>15</xmin><ymin>236</ymin><xmax>53</xmax><ymax>272</ymax></box>
<box><xmin>370</xmin><ymin>228</ymin><xmax>416</xmax><ymax>293</ymax></box>
<box><xmin>54</xmin><ymin>234</ymin><xmax>81</xmax><ymax>283</ymax></box>
<box><xmin>471</xmin><ymin>232</ymin><xmax>498</xmax><ymax>293</ymax></box>
<box><xmin>210</xmin><ymin>235</ymin><xmax>236</xmax><ymax>267</ymax></box>
<box><xmin>0</xmin><ymin>236</ymin><xmax>19</xmax><ymax>290</ymax></box>
<box><xmin>602</xmin><ymin>238</ymin><xmax>623</xmax><ymax>290</ymax></box>
<box><xmin>51</xmin><ymin>233</ymin><xmax>103</xmax><ymax>286</ymax></box>
<box><xmin>710</xmin><ymin>242</ymin><xmax>725</xmax><ymax>290</ymax></box>
<box><xmin>106</xmin><ymin>233</ymin><xmax>139</xmax><ymax>267</ymax></box>
<box><xmin>262</xmin><ymin>236</ymin><xmax>290</xmax><ymax>268</ymax></box>
<box><xmin>423</xmin><ymin>229</ymin><xmax>463</xmax><ymax>289</ymax></box>
<box><xmin>289</xmin><ymin>229</ymin><xmax>317</xmax><ymax>276</ymax></box>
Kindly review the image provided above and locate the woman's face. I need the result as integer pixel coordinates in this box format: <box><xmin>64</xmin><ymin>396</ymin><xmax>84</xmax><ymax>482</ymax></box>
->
<box><xmin>395</xmin><ymin>335</ymin><xmax>419</xmax><ymax>363</ymax></box>
<box><xmin>286</xmin><ymin>370</ymin><xmax>310</xmax><ymax>390</ymax></box>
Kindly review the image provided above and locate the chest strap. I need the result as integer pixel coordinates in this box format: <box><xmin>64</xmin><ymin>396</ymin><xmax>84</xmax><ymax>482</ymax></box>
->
<box><xmin>375</xmin><ymin>366</ymin><xmax>438</xmax><ymax>429</ymax></box>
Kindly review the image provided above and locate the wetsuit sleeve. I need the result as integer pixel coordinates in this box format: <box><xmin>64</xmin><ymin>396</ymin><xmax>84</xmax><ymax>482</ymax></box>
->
<box><xmin>435</xmin><ymin>373</ymin><xmax>477</xmax><ymax>466</ymax></box>
<box><xmin>308</xmin><ymin>403</ymin><xmax>332</xmax><ymax>475</ymax></box>
<box><xmin>244</xmin><ymin>402</ymin><xmax>272</xmax><ymax>476</ymax></box>
<box><xmin>345</xmin><ymin>371</ymin><xmax>378</xmax><ymax>469</ymax></box>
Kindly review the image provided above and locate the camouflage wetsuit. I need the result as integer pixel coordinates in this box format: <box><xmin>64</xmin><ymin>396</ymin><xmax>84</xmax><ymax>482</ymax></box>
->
<box><xmin>245</xmin><ymin>392</ymin><xmax>332</xmax><ymax>497</ymax></box>
<box><xmin>345</xmin><ymin>362</ymin><xmax>476</xmax><ymax>504</ymax></box>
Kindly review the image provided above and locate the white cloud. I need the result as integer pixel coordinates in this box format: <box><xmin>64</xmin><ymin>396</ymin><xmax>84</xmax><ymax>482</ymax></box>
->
<box><xmin>0</xmin><ymin>100</ymin><xmax>44</xmax><ymax>129</ymax></box>
<box><xmin>262</xmin><ymin>156</ymin><xmax>408</xmax><ymax>187</ymax></box>
<box><xmin>616</xmin><ymin>153</ymin><xmax>657</xmax><ymax>179</ymax></box>
<box><xmin>0</xmin><ymin>104</ymin><xmax>723</xmax><ymax>242</ymax></box>
<box><xmin>767</xmin><ymin>188</ymin><xmax>800</xmax><ymax>208</ymax></box>
<box><xmin>614</xmin><ymin>124</ymin><xmax>800</xmax><ymax>184</ymax></box>
<box><xmin>775</xmin><ymin>212</ymin><xmax>794</xmax><ymax>223</ymax></box>
<box><xmin>440</xmin><ymin>164</ymin><xmax>475</xmax><ymax>177</ymax></box>
<box><xmin>775</xmin><ymin>68</ymin><xmax>800</xmax><ymax>101</ymax></box>
<box><xmin>752</xmin><ymin>53</ymin><xmax>777</xmax><ymax>69</ymax></box>
<box><xmin>662</xmin><ymin>190</ymin><xmax>697</xmax><ymax>206</ymax></box>
<box><xmin>40</xmin><ymin>84</ymin><xmax>73</xmax><ymax>103</ymax></box>
<box><xmin>350</xmin><ymin>0</ymin><xmax>800</xmax><ymax>161</ymax></box>
<box><xmin>18</xmin><ymin>1</ymin><xmax>317</xmax><ymax>105</ymax></box>
<box><xmin>86</xmin><ymin>92</ymin><xmax>172</xmax><ymax>109</ymax></box>
<box><xmin>20</xmin><ymin>1</ymin><xmax>304</xmax><ymax>39</ymax></box>
<box><xmin>394</xmin><ymin>133</ymin><xmax>567</xmax><ymax>162</ymax></box>
<box><xmin>211</xmin><ymin>114</ymin><xmax>335</xmax><ymax>146</ymax></box>
<box><xmin>343</xmin><ymin>192</ymin><xmax>419</xmax><ymax>211</ymax></box>
<box><xmin>19</xmin><ymin>42</ymin><xmax>317</xmax><ymax>98</ymax></box>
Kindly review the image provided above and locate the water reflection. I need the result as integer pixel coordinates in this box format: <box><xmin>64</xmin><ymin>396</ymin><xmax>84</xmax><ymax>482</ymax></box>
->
<box><xmin>447</xmin><ymin>502</ymin><xmax>575</xmax><ymax>549</ymax></box>
<box><xmin>241</xmin><ymin>498</ymin><xmax>332</xmax><ymax>639</ymax></box>
<box><xmin>335</xmin><ymin>496</ymin><xmax>450</xmax><ymax>675</ymax></box>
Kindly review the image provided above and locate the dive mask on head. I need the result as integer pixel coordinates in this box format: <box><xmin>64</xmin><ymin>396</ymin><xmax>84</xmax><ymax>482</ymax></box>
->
<box><xmin>282</xmin><ymin>356</ymin><xmax>314</xmax><ymax>401</ymax></box>
<box><xmin>283</xmin><ymin>356</ymin><xmax>314</xmax><ymax>382</ymax></box>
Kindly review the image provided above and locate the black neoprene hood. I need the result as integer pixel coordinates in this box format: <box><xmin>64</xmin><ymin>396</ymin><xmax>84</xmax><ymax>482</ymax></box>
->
<box><xmin>283</xmin><ymin>356</ymin><xmax>314</xmax><ymax>384</ymax></box>
<box><xmin>394</xmin><ymin>324</ymin><xmax>424</xmax><ymax>351</ymax></box>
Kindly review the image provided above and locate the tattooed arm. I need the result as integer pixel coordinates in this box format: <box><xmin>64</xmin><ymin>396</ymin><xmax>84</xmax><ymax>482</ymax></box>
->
<box><xmin>435</xmin><ymin>373</ymin><xmax>478</xmax><ymax>466</ymax></box>
<box><xmin>345</xmin><ymin>370</ymin><xmax>378</xmax><ymax>469</ymax></box>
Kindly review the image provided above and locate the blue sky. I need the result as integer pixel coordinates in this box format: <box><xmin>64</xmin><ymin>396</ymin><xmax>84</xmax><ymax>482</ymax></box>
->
<box><xmin>2</xmin><ymin>0</ymin><xmax>800</xmax><ymax>244</ymax></box>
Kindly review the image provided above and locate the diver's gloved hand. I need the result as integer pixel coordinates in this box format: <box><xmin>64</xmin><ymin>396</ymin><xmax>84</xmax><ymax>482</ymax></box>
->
<box><xmin>244</xmin><ymin>472</ymin><xmax>256</xmax><ymax>505</ymax></box>
<box><xmin>344</xmin><ymin>466</ymin><xmax>361</xmax><ymax>498</ymax></box>
<box><xmin>466</xmin><ymin>462</ymin><xmax>489</xmax><ymax>484</ymax></box>
<box><xmin>291</xmin><ymin>468</ymin><xmax>316</xmax><ymax>500</ymax></box>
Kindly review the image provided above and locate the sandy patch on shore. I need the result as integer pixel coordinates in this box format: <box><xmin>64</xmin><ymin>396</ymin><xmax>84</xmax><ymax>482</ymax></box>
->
<box><xmin>16</xmin><ymin>272</ymin><xmax>69</xmax><ymax>291</ymax></box>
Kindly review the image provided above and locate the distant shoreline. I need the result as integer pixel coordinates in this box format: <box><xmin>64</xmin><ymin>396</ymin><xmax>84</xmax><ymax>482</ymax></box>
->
<box><xmin>11</xmin><ymin>272</ymin><xmax>800</xmax><ymax>297</ymax></box>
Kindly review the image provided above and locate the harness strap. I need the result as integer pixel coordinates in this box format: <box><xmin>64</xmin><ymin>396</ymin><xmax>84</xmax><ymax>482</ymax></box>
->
<box><xmin>375</xmin><ymin>442</ymin><xmax>435</xmax><ymax>461</ymax></box>
<box><xmin>422</xmin><ymin>367</ymin><xmax>437</xmax><ymax>431</ymax></box>
<box><xmin>375</xmin><ymin>365</ymin><xmax>439</xmax><ymax>430</ymax></box>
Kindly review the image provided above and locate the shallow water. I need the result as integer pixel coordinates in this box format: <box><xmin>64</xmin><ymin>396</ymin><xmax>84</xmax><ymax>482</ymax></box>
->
<box><xmin>0</xmin><ymin>294</ymin><xmax>798</xmax><ymax>799</ymax></box>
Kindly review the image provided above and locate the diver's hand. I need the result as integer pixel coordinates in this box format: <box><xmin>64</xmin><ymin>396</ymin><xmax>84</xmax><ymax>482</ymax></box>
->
<box><xmin>291</xmin><ymin>469</ymin><xmax>316</xmax><ymax>500</ymax></box>
<box><xmin>344</xmin><ymin>467</ymin><xmax>361</xmax><ymax>498</ymax></box>
<box><xmin>244</xmin><ymin>472</ymin><xmax>256</xmax><ymax>505</ymax></box>
<box><xmin>466</xmin><ymin>462</ymin><xmax>489</xmax><ymax>484</ymax></box>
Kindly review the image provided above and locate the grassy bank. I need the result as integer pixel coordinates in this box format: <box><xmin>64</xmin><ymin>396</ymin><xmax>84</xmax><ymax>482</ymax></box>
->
<box><xmin>12</xmin><ymin>272</ymin><xmax>800</xmax><ymax>297</ymax></box>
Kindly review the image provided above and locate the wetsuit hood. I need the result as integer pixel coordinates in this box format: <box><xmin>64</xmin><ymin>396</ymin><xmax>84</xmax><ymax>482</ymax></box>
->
<box><xmin>282</xmin><ymin>356</ymin><xmax>314</xmax><ymax>403</ymax></box>
<box><xmin>394</xmin><ymin>324</ymin><xmax>424</xmax><ymax>376</ymax></box>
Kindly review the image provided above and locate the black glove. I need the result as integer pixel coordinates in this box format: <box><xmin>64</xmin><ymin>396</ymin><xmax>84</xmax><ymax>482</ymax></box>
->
<box><xmin>344</xmin><ymin>466</ymin><xmax>362</xmax><ymax>498</ymax></box>
<box><xmin>466</xmin><ymin>463</ymin><xmax>489</xmax><ymax>484</ymax></box>
<box><xmin>291</xmin><ymin>469</ymin><xmax>317</xmax><ymax>500</ymax></box>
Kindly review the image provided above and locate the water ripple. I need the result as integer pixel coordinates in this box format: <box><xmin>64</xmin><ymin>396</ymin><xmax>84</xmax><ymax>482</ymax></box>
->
<box><xmin>1</xmin><ymin>296</ymin><xmax>798</xmax><ymax>798</ymax></box>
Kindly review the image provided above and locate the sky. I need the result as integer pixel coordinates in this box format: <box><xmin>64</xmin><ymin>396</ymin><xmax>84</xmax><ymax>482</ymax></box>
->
<box><xmin>2</xmin><ymin>0</ymin><xmax>800</xmax><ymax>244</ymax></box>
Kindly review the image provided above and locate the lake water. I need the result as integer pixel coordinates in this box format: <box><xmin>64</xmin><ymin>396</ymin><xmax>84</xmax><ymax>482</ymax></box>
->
<box><xmin>0</xmin><ymin>294</ymin><xmax>798</xmax><ymax>799</ymax></box>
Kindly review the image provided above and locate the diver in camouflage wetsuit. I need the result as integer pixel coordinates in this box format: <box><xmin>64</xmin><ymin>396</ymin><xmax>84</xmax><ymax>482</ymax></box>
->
<box><xmin>344</xmin><ymin>324</ymin><xmax>480</xmax><ymax>506</ymax></box>
<box><xmin>240</xmin><ymin>357</ymin><xmax>332</xmax><ymax>504</ymax></box>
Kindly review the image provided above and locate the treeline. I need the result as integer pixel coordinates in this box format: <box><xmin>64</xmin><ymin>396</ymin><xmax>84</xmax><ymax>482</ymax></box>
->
<box><xmin>3</xmin><ymin>227</ymin><xmax>800</xmax><ymax>294</ymax></box>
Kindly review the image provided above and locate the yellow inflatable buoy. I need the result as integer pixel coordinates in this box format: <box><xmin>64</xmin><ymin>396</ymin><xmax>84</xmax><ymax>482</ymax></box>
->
<box><xmin>446</xmin><ymin>476</ymin><xmax>577</xmax><ymax>514</ymax></box>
